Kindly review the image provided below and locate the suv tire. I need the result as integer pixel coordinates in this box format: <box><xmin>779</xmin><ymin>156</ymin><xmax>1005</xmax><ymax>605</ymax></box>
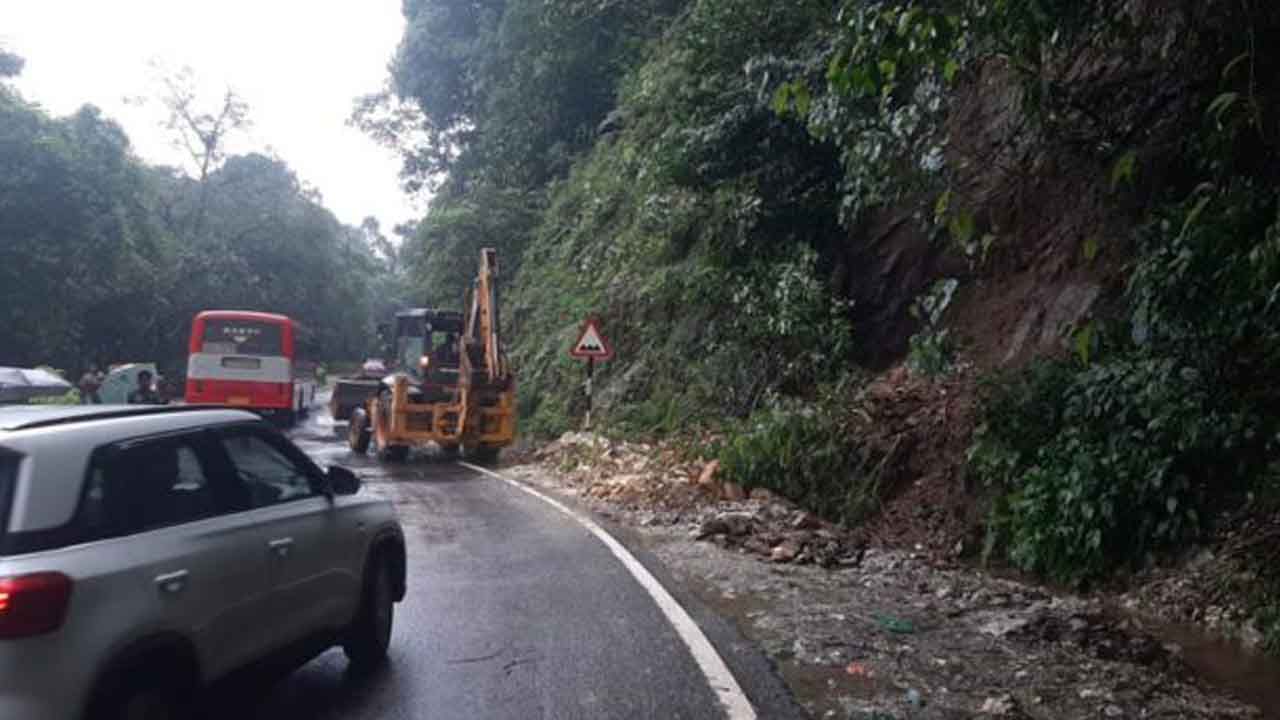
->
<box><xmin>91</xmin><ymin>663</ymin><xmax>193</xmax><ymax>720</ymax></box>
<box><xmin>344</xmin><ymin>556</ymin><xmax>394</xmax><ymax>669</ymax></box>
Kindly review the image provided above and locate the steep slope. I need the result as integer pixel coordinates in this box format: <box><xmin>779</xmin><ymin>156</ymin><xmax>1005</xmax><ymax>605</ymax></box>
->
<box><xmin>377</xmin><ymin>0</ymin><xmax>1280</xmax><ymax>653</ymax></box>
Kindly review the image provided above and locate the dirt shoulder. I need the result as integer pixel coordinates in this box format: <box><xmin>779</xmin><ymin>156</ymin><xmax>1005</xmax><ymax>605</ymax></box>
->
<box><xmin>503</xmin><ymin>434</ymin><xmax>1267</xmax><ymax>719</ymax></box>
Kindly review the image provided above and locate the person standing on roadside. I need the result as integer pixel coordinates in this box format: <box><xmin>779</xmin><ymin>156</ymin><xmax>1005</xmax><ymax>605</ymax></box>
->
<box><xmin>78</xmin><ymin>365</ymin><xmax>103</xmax><ymax>404</ymax></box>
<box><xmin>127</xmin><ymin>370</ymin><xmax>164</xmax><ymax>405</ymax></box>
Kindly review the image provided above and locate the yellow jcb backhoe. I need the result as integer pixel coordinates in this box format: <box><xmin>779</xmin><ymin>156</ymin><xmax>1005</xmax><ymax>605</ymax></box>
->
<box><xmin>346</xmin><ymin>248</ymin><xmax>515</xmax><ymax>461</ymax></box>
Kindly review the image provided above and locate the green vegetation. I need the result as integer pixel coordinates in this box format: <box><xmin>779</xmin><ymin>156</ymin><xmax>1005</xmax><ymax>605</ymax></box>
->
<box><xmin>0</xmin><ymin>59</ymin><xmax>392</xmax><ymax>376</ymax></box>
<box><xmin>713</xmin><ymin>377</ymin><xmax>886</xmax><ymax>525</ymax></box>
<box><xmin>376</xmin><ymin>0</ymin><xmax>854</xmax><ymax>443</ymax></box>
<box><xmin>972</xmin><ymin>185</ymin><xmax>1280</xmax><ymax>584</ymax></box>
<box><xmin>372</xmin><ymin>0</ymin><xmax>1280</xmax><ymax>632</ymax></box>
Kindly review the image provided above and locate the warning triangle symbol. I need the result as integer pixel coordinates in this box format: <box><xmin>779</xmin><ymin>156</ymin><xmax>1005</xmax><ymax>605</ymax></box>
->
<box><xmin>576</xmin><ymin>325</ymin><xmax>605</xmax><ymax>353</ymax></box>
<box><xmin>570</xmin><ymin>318</ymin><xmax>614</xmax><ymax>360</ymax></box>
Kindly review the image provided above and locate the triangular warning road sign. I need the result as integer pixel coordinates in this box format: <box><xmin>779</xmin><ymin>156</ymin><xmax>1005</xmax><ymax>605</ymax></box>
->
<box><xmin>570</xmin><ymin>317</ymin><xmax>614</xmax><ymax>360</ymax></box>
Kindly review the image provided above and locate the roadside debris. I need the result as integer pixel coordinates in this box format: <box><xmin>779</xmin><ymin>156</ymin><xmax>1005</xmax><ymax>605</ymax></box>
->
<box><xmin>506</xmin><ymin>435</ymin><xmax>1268</xmax><ymax>720</ymax></box>
<box><xmin>530</xmin><ymin>430</ymin><xmax>865</xmax><ymax>568</ymax></box>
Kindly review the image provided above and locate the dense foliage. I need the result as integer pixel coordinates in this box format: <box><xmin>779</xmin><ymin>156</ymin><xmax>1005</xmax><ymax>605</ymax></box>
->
<box><xmin>1</xmin><ymin>62</ymin><xmax>390</xmax><ymax>377</ymax></box>
<box><xmin>954</xmin><ymin>3</ymin><xmax>1280</xmax><ymax>586</ymax></box>
<box><xmin>373</xmin><ymin>0</ymin><xmax>856</xmax><ymax>441</ymax></box>
<box><xmin>374</xmin><ymin>0</ymin><xmax>1280</xmax><ymax>623</ymax></box>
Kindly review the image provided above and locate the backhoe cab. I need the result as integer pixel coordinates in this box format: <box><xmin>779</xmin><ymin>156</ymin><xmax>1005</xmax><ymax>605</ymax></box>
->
<box><xmin>347</xmin><ymin>249</ymin><xmax>515</xmax><ymax>461</ymax></box>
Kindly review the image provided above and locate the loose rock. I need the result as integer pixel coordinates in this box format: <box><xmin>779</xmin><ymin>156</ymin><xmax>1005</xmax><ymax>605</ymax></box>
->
<box><xmin>771</xmin><ymin>540</ymin><xmax>801</xmax><ymax>563</ymax></box>
<box><xmin>980</xmin><ymin>694</ymin><xmax>1021</xmax><ymax>716</ymax></box>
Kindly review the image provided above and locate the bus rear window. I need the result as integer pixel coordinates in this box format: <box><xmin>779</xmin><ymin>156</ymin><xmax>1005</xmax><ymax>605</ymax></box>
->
<box><xmin>202</xmin><ymin>320</ymin><xmax>284</xmax><ymax>356</ymax></box>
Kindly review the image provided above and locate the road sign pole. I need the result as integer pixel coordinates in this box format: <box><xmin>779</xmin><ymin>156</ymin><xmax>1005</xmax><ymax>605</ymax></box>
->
<box><xmin>584</xmin><ymin>357</ymin><xmax>594</xmax><ymax>429</ymax></box>
<box><xmin>569</xmin><ymin>316</ymin><xmax>611</xmax><ymax>430</ymax></box>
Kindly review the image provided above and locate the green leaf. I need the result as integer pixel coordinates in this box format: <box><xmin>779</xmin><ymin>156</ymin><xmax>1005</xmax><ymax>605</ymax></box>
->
<box><xmin>943</xmin><ymin>58</ymin><xmax>960</xmax><ymax>83</ymax></box>
<box><xmin>1074</xmin><ymin>322</ymin><xmax>1095</xmax><ymax>366</ymax></box>
<box><xmin>948</xmin><ymin>210</ymin><xmax>975</xmax><ymax>245</ymax></box>
<box><xmin>1179</xmin><ymin>195</ymin><xmax>1213</xmax><ymax>241</ymax></box>
<box><xmin>980</xmin><ymin>233</ymin><xmax>997</xmax><ymax>262</ymax></box>
<box><xmin>878</xmin><ymin>59</ymin><xmax>897</xmax><ymax>82</ymax></box>
<box><xmin>1206</xmin><ymin>92</ymin><xmax>1240</xmax><ymax>123</ymax></box>
<box><xmin>933</xmin><ymin>189</ymin><xmax>952</xmax><ymax>223</ymax></box>
<box><xmin>771</xmin><ymin>84</ymin><xmax>792</xmax><ymax>116</ymax></box>
<box><xmin>1110</xmin><ymin>150</ymin><xmax>1136</xmax><ymax>191</ymax></box>
<box><xmin>827</xmin><ymin>48</ymin><xmax>849</xmax><ymax>82</ymax></box>
<box><xmin>1221</xmin><ymin>52</ymin><xmax>1250</xmax><ymax>81</ymax></box>
<box><xmin>1082</xmin><ymin>236</ymin><xmax>1100</xmax><ymax>262</ymax></box>
<box><xmin>792</xmin><ymin>83</ymin><xmax>812</xmax><ymax>117</ymax></box>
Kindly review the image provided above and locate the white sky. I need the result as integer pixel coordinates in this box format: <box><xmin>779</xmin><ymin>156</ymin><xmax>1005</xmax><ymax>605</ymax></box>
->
<box><xmin>0</xmin><ymin>0</ymin><xmax>420</xmax><ymax>232</ymax></box>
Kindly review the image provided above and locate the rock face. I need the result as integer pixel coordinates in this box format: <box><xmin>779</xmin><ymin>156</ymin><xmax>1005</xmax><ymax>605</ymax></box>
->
<box><xmin>1002</xmin><ymin>282</ymin><xmax>1101</xmax><ymax>364</ymax></box>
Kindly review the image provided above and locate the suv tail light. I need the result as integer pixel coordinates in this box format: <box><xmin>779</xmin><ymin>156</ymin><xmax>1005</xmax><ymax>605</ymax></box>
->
<box><xmin>0</xmin><ymin>572</ymin><xmax>73</xmax><ymax>639</ymax></box>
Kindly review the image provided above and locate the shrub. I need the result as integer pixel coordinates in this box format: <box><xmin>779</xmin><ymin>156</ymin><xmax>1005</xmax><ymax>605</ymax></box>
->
<box><xmin>906</xmin><ymin>278</ymin><xmax>959</xmax><ymax>376</ymax></box>
<box><xmin>975</xmin><ymin>358</ymin><xmax>1217</xmax><ymax>582</ymax></box>
<box><xmin>715</xmin><ymin>377</ymin><xmax>883</xmax><ymax>526</ymax></box>
<box><xmin>973</xmin><ymin>185</ymin><xmax>1280</xmax><ymax>584</ymax></box>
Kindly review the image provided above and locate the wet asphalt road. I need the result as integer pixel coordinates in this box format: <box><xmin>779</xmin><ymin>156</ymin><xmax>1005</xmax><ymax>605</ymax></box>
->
<box><xmin>208</xmin><ymin>406</ymin><xmax>803</xmax><ymax>720</ymax></box>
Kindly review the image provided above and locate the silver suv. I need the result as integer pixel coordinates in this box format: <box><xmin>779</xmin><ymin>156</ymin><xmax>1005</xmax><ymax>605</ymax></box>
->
<box><xmin>0</xmin><ymin>405</ymin><xmax>406</xmax><ymax>720</ymax></box>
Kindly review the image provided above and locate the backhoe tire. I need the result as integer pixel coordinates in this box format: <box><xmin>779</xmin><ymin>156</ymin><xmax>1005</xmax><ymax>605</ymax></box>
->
<box><xmin>349</xmin><ymin>408</ymin><xmax>372</xmax><ymax>454</ymax></box>
<box><xmin>380</xmin><ymin>445</ymin><xmax>410</xmax><ymax>463</ymax></box>
<box><xmin>465</xmin><ymin>445</ymin><xmax>500</xmax><ymax>465</ymax></box>
<box><xmin>371</xmin><ymin>389</ymin><xmax>408</xmax><ymax>462</ymax></box>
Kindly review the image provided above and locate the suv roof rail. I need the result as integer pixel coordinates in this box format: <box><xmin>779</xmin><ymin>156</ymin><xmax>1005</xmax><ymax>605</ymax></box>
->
<box><xmin>0</xmin><ymin>405</ymin><xmax>253</xmax><ymax>433</ymax></box>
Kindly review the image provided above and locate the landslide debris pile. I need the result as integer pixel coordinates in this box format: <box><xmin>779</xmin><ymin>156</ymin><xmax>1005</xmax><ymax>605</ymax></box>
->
<box><xmin>523</xmin><ymin>431</ymin><xmax>864</xmax><ymax>567</ymax></box>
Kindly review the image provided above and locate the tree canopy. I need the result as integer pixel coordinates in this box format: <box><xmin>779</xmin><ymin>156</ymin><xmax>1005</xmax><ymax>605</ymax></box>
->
<box><xmin>1</xmin><ymin>64</ymin><xmax>389</xmax><ymax>376</ymax></box>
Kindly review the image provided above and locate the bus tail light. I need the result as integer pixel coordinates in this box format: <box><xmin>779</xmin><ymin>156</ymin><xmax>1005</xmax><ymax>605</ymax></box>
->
<box><xmin>0</xmin><ymin>572</ymin><xmax>73</xmax><ymax>639</ymax></box>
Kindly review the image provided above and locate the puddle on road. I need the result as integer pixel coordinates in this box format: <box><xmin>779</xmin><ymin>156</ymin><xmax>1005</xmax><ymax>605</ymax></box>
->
<box><xmin>1152</xmin><ymin>620</ymin><xmax>1280</xmax><ymax>719</ymax></box>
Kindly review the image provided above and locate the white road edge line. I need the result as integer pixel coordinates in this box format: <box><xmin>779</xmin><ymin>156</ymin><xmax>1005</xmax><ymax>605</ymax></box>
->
<box><xmin>458</xmin><ymin>461</ymin><xmax>758</xmax><ymax>720</ymax></box>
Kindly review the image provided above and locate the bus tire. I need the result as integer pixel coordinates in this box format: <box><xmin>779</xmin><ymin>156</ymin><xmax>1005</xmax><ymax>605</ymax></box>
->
<box><xmin>349</xmin><ymin>409</ymin><xmax>372</xmax><ymax>454</ymax></box>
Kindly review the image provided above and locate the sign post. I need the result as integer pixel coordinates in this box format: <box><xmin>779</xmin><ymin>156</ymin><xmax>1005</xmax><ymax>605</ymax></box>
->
<box><xmin>569</xmin><ymin>316</ymin><xmax>614</xmax><ymax>429</ymax></box>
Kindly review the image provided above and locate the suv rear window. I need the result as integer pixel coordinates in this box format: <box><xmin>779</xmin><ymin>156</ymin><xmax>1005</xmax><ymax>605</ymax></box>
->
<box><xmin>0</xmin><ymin>433</ymin><xmax>231</xmax><ymax>556</ymax></box>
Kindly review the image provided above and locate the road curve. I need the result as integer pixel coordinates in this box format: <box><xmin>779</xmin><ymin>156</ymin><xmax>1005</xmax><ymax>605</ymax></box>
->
<box><xmin>205</xmin><ymin>410</ymin><xmax>803</xmax><ymax>720</ymax></box>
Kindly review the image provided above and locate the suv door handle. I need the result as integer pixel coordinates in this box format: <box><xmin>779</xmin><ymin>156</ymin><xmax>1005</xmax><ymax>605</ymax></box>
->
<box><xmin>155</xmin><ymin>570</ymin><xmax>189</xmax><ymax>595</ymax></box>
<box><xmin>268</xmin><ymin>537</ymin><xmax>295</xmax><ymax>558</ymax></box>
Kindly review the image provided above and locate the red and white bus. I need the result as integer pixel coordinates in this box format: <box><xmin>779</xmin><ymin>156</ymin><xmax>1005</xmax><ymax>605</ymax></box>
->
<box><xmin>185</xmin><ymin>310</ymin><xmax>317</xmax><ymax>424</ymax></box>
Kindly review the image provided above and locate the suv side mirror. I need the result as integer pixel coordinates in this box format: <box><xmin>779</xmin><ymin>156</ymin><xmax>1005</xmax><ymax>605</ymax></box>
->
<box><xmin>328</xmin><ymin>465</ymin><xmax>361</xmax><ymax>496</ymax></box>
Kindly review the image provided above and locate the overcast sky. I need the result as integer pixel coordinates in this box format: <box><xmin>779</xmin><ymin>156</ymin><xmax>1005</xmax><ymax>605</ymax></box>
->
<box><xmin>0</xmin><ymin>1</ymin><xmax>419</xmax><ymax>231</ymax></box>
